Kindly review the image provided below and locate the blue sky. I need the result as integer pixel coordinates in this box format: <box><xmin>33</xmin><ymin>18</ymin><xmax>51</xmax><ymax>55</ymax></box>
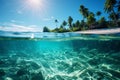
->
<box><xmin>0</xmin><ymin>0</ymin><xmax>107</xmax><ymax>32</ymax></box>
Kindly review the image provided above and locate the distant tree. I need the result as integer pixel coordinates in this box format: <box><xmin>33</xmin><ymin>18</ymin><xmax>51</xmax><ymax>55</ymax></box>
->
<box><xmin>53</xmin><ymin>27</ymin><xmax>59</xmax><ymax>32</ymax></box>
<box><xmin>74</xmin><ymin>20</ymin><xmax>81</xmax><ymax>31</ymax></box>
<box><xmin>80</xmin><ymin>20</ymin><xmax>85</xmax><ymax>27</ymax></box>
<box><xmin>43</xmin><ymin>26</ymin><xmax>50</xmax><ymax>32</ymax></box>
<box><xmin>75</xmin><ymin>20</ymin><xmax>80</xmax><ymax>28</ymax></box>
<box><xmin>60</xmin><ymin>25</ymin><xmax>63</xmax><ymax>29</ymax></box>
<box><xmin>109</xmin><ymin>13</ymin><xmax>115</xmax><ymax>21</ymax></box>
<box><xmin>99</xmin><ymin>17</ymin><xmax>106</xmax><ymax>24</ymax></box>
<box><xmin>89</xmin><ymin>12</ymin><xmax>95</xmax><ymax>17</ymax></box>
<box><xmin>59</xmin><ymin>25</ymin><xmax>64</xmax><ymax>33</ymax></box>
<box><xmin>79</xmin><ymin>5</ymin><xmax>85</xmax><ymax>20</ymax></box>
<box><xmin>72</xmin><ymin>22</ymin><xmax>80</xmax><ymax>31</ymax></box>
<box><xmin>96</xmin><ymin>11</ymin><xmax>101</xmax><ymax>16</ymax></box>
<box><xmin>62</xmin><ymin>20</ymin><xmax>67</xmax><ymax>28</ymax></box>
<box><xmin>84</xmin><ymin>8</ymin><xmax>89</xmax><ymax>18</ymax></box>
<box><xmin>79</xmin><ymin>5</ymin><xmax>89</xmax><ymax>20</ymax></box>
<box><xmin>98</xmin><ymin>17</ymin><xmax>107</xmax><ymax>28</ymax></box>
<box><xmin>68</xmin><ymin>16</ymin><xmax>73</xmax><ymax>29</ymax></box>
<box><xmin>72</xmin><ymin>23</ymin><xmax>76</xmax><ymax>28</ymax></box>
<box><xmin>55</xmin><ymin>19</ymin><xmax>58</xmax><ymax>27</ymax></box>
<box><xmin>96</xmin><ymin>11</ymin><xmax>101</xmax><ymax>20</ymax></box>
<box><xmin>80</xmin><ymin>20</ymin><xmax>88</xmax><ymax>30</ymax></box>
<box><xmin>87</xmin><ymin>13</ymin><xmax>96</xmax><ymax>26</ymax></box>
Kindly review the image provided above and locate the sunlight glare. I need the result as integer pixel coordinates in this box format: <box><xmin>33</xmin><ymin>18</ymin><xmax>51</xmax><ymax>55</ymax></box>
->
<box><xmin>21</xmin><ymin>0</ymin><xmax>49</xmax><ymax>16</ymax></box>
<box><xmin>27</xmin><ymin>0</ymin><xmax>42</xmax><ymax>9</ymax></box>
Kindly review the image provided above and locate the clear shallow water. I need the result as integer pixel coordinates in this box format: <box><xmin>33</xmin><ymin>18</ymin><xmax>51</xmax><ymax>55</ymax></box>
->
<box><xmin>0</xmin><ymin>31</ymin><xmax>120</xmax><ymax>80</ymax></box>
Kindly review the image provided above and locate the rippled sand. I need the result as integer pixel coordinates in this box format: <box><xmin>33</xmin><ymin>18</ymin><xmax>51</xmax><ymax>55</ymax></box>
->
<box><xmin>0</xmin><ymin>34</ymin><xmax>120</xmax><ymax>80</ymax></box>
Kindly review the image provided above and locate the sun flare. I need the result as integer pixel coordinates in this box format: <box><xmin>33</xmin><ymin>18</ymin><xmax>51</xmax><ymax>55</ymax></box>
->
<box><xmin>20</xmin><ymin>0</ymin><xmax>49</xmax><ymax>16</ymax></box>
<box><xmin>27</xmin><ymin>0</ymin><xmax>41</xmax><ymax>8</ymax></box>
<box><xmin>23</xmin><ymin>0</ymin><xmax>46</xmax><ymax>14</ymax></box>
<box><xmin>25</xmin><ymin>0</ymin><xmax>43</xmax><ymax>9</ymax></box>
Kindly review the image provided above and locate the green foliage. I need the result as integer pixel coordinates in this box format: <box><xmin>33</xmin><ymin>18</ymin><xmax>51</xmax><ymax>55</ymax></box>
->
<box><xmin>68</xmin><ymin>16</ymin><xmax>73</xmax><ymax>29</ymax></box>
<box><xmin>96</xmin><ymin>11</ymin><xmax>101</xmax><ymax>16</ymax></box>
<box><xmin>98</xmin><ymin>17</ymin><xmax>106</xmax><ymax>24</ymax></box>
<box><xmin>109</xmin><ymin>13</ymin><xmax>115</xmax><ymax>21</ymax></box>
<box><xmin>87</xmin><ymin>13</ymin><xmax>96</xmax><ymax>26</ymax></box>
<box><xmin>72</xmin><ymin>27</ymin><xmax>79</xmax><ymax>31</ymax></box>
<box><xmin>98</xmin><ymin>17</ymin><xmax>108</xmax><ymax>28</ymax></box>
<box><xmin>96</xmin><ymin>11</ymin><xmax>102</xmax><ymax>20</ymax></box>
<box><xmin>80</xmin><ymin>20</ymin><xmax>85</xmax><ymax>27</ymax></box>
<box><xmin>55</xmin><ymin>19</ymin><xmax>58</xmax><ymax>23</ymax></box>
<box><xmin>42</xmin><ymin>1</ymin><xmax>119</xmax><ymax>33</ymax></box>
<box><xmin>79</xmin><ymin>5</ymin><xmax>89</xmax><ymax>20</ymax></box>
<box><xmin>43</xmin><ymin>26</ymin><xmax>50</xmax><ymax>32</ymax></box>
<box><xmin>58</xmin><ymin>27</ymin><xmax>65</xmax><ymax>33</ymax></box>
<box><xmin>55</xmin><ymin>19</ymin><xmax>58</xmax><ymax>27</ymax></box>
<box><xmin>72</xmin><ymin>23</ymin><xmax>76</xmax><ymax>28</ymax></box>
<box><xmin>104</xmin><ymin>0</ymin><xmax>117</xmax><ymax>13</ymax></box>
<box><xmin>104</xmin><ymin>0</ymin><xmax>120</xmax><ymax>26</ymax></box>
<box><xmin>62</xmin><ymin>20</ymin><xmax>67</xmax><ymax>26</ymax></box>
<box><xmin>51</xmin><ymin>26</ymin><xmax>69</xmax><ymax>33</ymax></box>
<box><xmin>51</xmin><ymin>27</ymin><xmax>59</xmax><ymax>32</ymax></box>
<box><xmin>75</xmin><ymin>20</ymin><xmax>80</xmax><ymax>28</ymax></box>
<box><xmin>79</xmin><ymin>5</ymin><xmax>85</xmax><ymax>16</ymax></box>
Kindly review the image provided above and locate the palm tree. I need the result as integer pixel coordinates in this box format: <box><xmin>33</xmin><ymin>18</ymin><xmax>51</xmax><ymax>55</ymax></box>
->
<box><xmin>99</xmin><ymin>17</ymin><xmax>106</xmax><ymax>24</ymax></box>
<box><xmin>104</xmin><ymin>0</ymin><xmax>117</xmax><ymax>25</ymax></box>
<box><xmin>84</xmin><ymin>8</ymin><xmax>89</xmax><ymax>18</ymax></box>
<box><xmin>98</xmin><ymin>17</ymin><xmax>107</xmax><ymax>28</ymax></box>
<box><xmin>75</xmin><ymin>20</ymin><xmax>80</xmax><ymax>28</ymax></box>
<box><xmin>109</xmin><ymin>13</ymin><xmax>115</xmax><ymax>21</ymax></box>
<box><xmin>79</xmin><ymin>5</ymin><xmax>89</xmax><ymax>20</ymax></box>
<box><xmin>89</xmin><ymin>12</ymin><xmax>95</xmax><ymax>17</ymax></box>
<box><xmin>68</xmin><ymin>16</ymin><xmax>73</xmax><ymax>29</ymax></box>
<box><xmin>108</xmin><ymin>13</ymin><xmax>117</xmax><ymax>26</ymax></box>
<box><xmin>55</xmin><ymin>19</ymin><xmax>58</xmax><ymax>27</ymax></box>
<box><xmin>79</xmin><ymin>5</ymin><xmax>85</xmax><ymax>20</ymax></box>
<box><xmin>87</xmin><ymin>13</ymin><xmax>96</xmax><ymax>26</ymax></box>
<box><xmin>96</xmin><ymin>11</ymin><xmax>101</xmax><ymax>20</ymax></box>
<box><xmin>104</xmin><ymin>0</ymin><xmax>117</xmax><ymax>13</ymax></box>
<box><xmin>62</xmin><ymin>20</ymin><xmax>67</xmax><ymax>28</ymax></box>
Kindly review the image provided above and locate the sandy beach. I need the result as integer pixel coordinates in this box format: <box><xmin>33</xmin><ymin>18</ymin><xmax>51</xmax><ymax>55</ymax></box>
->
<box><xmin>75</xmin><ymin>28</ymin><xmax>120</xmax><ymax>34</ymax></box>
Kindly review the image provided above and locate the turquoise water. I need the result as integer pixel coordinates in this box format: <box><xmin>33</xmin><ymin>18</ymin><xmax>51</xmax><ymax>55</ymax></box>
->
<box><xmin>0</xmin><ymin>31</ymin><xmax>120</xmax><ymax>80</ymax></box>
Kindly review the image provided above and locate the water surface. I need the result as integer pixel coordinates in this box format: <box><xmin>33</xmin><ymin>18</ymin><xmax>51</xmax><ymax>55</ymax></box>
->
<box><xmin>0</xmin><ymin>31</ymin><xmax>120</xmax><ymax>80</ymax></box>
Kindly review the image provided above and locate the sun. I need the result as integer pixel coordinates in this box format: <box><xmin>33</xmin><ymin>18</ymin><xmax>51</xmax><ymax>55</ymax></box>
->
<box><xmin>27</xmin><ymin>0</ymin><xmax>42</xmax><ymax>8</ymax></box>
<box><xmin>29</xmin><ymin>0</ymin><xmax>40</xmax><ymax>4</ymax></box>
<box><xmin>26</xmin><ymin>0</ymin><xmax>42</xmax><ymax>9</ymax></box>
<box><xmin>22</xmin><ymin>0</ymin><xmax>45</xmax><ymax>14</ymax></box>
<box><xmin>20</xmin><ymin>0</ymin><xmax>49</xmax><ymax>16</ymax></box>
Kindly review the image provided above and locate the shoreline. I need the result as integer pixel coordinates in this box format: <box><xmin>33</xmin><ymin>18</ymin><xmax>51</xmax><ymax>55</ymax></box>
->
<box><xmin>75</xmin><ymin>28</ymin><xmax>120</xmax><ymax>34</ymax></box>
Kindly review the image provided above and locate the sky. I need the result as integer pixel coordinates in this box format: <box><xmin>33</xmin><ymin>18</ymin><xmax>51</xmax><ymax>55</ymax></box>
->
<box><xmin>0</xmin><ymin>0</ymin><xmax>107</xmax><ymax>32</ymax></box>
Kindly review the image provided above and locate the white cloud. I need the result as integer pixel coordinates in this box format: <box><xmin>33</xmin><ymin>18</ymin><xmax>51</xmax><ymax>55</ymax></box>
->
<box><xmin>0</xmin><ymin>23</ymin><xmax>42</xmax><ymax>32</ymax></box>
<box><xmin>43</xmin><ymin>16</ymin><xmax>54</xmax><ymax>21</ymax></box>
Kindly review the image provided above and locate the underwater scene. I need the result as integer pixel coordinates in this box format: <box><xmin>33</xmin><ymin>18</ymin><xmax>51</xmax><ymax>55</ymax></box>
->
<box><xmin>0</xmin><ymin>32</ymin><xmax>120</xmax><ymax>80</ymax></box>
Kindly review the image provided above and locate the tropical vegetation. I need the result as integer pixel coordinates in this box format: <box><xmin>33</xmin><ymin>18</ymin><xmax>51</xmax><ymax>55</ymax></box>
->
<box><xmin>43</xmin><ymin>0</ymin><xmax>120</xmax><ymax>32</ymax></box>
